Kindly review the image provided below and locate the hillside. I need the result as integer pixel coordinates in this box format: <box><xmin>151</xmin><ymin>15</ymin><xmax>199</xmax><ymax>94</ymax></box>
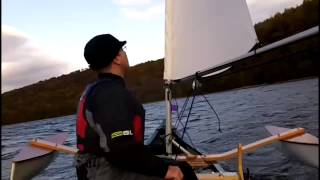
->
<box><xmin>2</xmin><ymin>0</ymin><xmax>318</xmax><ymax>125</ymax></box>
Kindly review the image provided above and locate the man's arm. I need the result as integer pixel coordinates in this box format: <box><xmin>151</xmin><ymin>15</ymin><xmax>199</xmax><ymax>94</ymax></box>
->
<box><xmin>106</xmin><ymin>137</ymin><xmax>169</xmax><ymax>177</ymax></box>
<box><xmin>106</xmin><ymin>140</ymin><xmax>184</xmax><ymax>179</ymax></box>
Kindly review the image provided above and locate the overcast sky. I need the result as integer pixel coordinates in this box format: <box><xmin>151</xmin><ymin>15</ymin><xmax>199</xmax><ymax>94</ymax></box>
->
<box><xmin>2</xmin><ymin>0</ymin><xmax>304</xmax><ymax>93</ymax></box>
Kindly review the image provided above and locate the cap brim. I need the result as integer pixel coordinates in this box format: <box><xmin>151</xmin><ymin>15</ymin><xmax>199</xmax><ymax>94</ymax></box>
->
<box><xmin>120</xmin><ymin>41</ymin><xmax>126</xmax><ymax>47</ymax></box>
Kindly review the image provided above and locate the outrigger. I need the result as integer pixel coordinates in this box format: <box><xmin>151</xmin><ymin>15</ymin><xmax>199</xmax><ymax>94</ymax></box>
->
<box><xmin>10</xmin><ymin>125</ymin><xmax>317</xmax><ymax>180</ymax></box>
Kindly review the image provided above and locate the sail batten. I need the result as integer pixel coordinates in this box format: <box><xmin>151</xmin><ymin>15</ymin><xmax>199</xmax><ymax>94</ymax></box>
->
<box><xmin>164</xmin><ymin>0</ymin><xmax>258</xmax><ymax>81</ymax></box>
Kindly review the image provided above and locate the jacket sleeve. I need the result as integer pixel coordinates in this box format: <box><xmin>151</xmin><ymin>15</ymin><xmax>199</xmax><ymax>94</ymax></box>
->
<box><xmin>90</xmin><ymin>85</ymin><xmax>169</xmax><ymax>177</ymax></box>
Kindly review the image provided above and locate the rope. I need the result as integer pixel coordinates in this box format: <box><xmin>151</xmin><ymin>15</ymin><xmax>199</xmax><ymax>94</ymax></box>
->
<box><xmin>174</xmin><ymin>90</ymin><xmax>196</xmax><ymax>161</ymax></box>
<box><xmin>174</xmin><ymin>91</ymin><xmax>191</xmax><ymax>128</ymax></box>
<box><xmin>169</xmin><ymin>80</ymin><xmax>223</xmax><ymax>173</ymax></box>
<box><xmin>181</xmin><ymin>89</ymin><xmax>197</xmax><ymax>140</ymax></box>
<box><xmin>172</xmin><ymin>92</ymin><xmax>196</xmax><ymax>147</ymax></box>
<box><xmin>200</xmin><ymin>93</ymin><xmax>222</xmax><ymax>132</ymax></box>
<box><xmin>175</xmin><ymin>119</ymin><xmax>197</xmax><ymax>147</ymax></box>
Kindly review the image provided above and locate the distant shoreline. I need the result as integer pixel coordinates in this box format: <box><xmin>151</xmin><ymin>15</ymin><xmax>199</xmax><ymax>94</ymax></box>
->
<box><xmin>213</xmin><ymin>76</ymin><xmax>318</xmax><ymax>94</ymax></box>
<box><xmin>3</xmin><ymin>76</ymin><xmax>317</xmax><ymax>127</ymax></box>
<box><xmin>144</xmin><ymin>76</ymin><xmax>318</xmax><ymax>105</ymax></box>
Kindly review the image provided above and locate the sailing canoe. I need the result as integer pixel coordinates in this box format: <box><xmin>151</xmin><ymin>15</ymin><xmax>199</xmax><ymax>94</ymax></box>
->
<box><xmin>10</xmin><ymin>133</ymin><xmax>69</xmax><ymax>180</ymax></box>
<box><xmin>265</xmin><ymin>125</ymin><xmax>318</xmax><ymax>168</ymax></box>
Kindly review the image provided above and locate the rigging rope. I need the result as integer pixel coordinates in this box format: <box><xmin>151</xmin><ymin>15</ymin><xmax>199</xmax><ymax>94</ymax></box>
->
<box><xmin>171</xmin><ymin>83</ymin><xmax>223</xmax><ymax>172</ymax></box>
<box><xmin>199</xmin><ymin>92</ymin><xmax>222</xmax><ymax>132</ymax></box>
<box><xmin>173</xmin><ymin>79</ymin><xmax>223</xmax><ymax>138</ymax></box>
<box><xmin>181</xmin><ymin>90</ymin><xmax>196</xmax><ymax>140</ymax></box>
<box><xmin>173</xmin><ymin>92</ymin><xmax>197</xmax><ymax>147</ymax></box>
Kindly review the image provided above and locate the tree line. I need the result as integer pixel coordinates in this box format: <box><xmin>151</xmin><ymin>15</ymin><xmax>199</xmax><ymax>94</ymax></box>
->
<box><xmin>1</xmin><ymin>0</ymin><xmax>318</xmax><ymax>125</ymax></box>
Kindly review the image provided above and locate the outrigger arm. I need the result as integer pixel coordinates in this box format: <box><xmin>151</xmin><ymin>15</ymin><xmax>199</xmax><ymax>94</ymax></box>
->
<box><xmin>176</xmin><ymin>127</ymin><xmax>305</xmax><ymax>168</ymax></box>
<box><xmin>29</xmin><ymin>127</ymin><xmax>306</xmax><ymax>180</ymax></box>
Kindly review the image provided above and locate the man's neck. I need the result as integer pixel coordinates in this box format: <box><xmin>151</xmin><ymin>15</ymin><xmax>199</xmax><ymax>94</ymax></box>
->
<box><xmin>99</xmin><ymin>67</ymin><xmax>125</xmax><ymax>79</ymax></box>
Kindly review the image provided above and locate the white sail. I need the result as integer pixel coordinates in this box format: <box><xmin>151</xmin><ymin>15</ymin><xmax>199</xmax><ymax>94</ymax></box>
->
<box><xmin>164</xmin><ymin>0</ymin><xmax>258</xmax><ymax>80</ymax></box>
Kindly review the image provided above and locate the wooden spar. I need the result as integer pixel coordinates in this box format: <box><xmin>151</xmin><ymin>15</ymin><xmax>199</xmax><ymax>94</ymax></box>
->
<box><xmin>196</xmin><ymin>173</ymin><xmax>239</xmax><ymax>180</ymax></box>
<box><xmin>30</xmin><ymin>139</ymin><xmax>78</xmax><ymax>155</ymax></box>
<box><xmin>29</xmin><ymin>138</ymin><xmax>242</xmax><ymax>180</ymax></box>
<box><xmin>266</xmin><ymin>126</ymin><xmax>318</xmax><ymax>144</ymax></box>
<box><xmin>29</xmin><ymin>127</ymin><xmax>305</xmax><ymax>169</ymax></box>
<box><xmin>172</xmin><ymin>139</ymin><xmax>192</xmax><ymax>155</ymax></box>
<box><xmin>177</xmin><ymin>127</ymin><xmax>305</xmax><ymax>163</ymax></box>
<box><xmin>237</xmin><ymin>144</ymin><xmax>244</xmax><ymax>180</ymax></box>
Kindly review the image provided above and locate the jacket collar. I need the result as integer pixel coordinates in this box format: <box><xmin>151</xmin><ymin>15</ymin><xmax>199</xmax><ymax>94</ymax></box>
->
<box><xmin>97</xmin><ymin>73</ymin><xmax>125</xmax><ymax>87</ymax></box>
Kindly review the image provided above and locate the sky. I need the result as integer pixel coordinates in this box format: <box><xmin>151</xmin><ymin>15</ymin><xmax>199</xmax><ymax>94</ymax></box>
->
<box><xmin>1</xmin><ymin>0</ymin><xmax>304</xmax><ymax>93</ymax></box>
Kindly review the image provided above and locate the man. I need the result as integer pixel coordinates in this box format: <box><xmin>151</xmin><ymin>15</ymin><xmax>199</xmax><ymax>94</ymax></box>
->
<box><xmin>76</xmin><ymin>34</ymin><xmax>198</xmax><ymax>180</ymax></box>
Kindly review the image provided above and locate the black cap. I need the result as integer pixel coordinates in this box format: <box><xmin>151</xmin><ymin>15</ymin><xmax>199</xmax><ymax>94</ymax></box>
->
<box><xmin>84</xmin><ymin>34</ymin><xmax>126</xmax><ymax>70</ymax></box>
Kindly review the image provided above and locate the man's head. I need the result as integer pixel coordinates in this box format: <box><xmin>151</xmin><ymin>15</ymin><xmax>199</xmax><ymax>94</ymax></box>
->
<box><xmin>84</xmin><ymin>34</ymin><xmax>129</xmax><ymax>76</ymax></box>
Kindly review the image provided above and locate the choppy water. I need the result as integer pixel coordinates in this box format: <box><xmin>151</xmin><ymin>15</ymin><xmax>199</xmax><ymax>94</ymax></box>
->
<box><xmin>2</xmin><ymin>78</ymin><xmax>318</xmax><ymax>180</ymax></box>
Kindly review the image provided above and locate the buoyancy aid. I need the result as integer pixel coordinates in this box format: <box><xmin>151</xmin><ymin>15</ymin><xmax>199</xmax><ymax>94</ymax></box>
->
<box><xmin>76</xmin><ymin>75</ymin><xmax>146</xmax><ymax>155</ymax></box>
<box><xmin>76</xmin><ymin>79</ymin><xmax>112</xmax><ymax>155</ymax></box>
<box><xmin>76</xmin><ymin>73</ymin><xmax>177</xmax><ymax>178</ymax></box>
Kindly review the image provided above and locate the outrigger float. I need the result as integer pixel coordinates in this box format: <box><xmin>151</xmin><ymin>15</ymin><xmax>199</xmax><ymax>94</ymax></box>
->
<box><xmin>265</xmin><ymin>126</ymin><xmax>318</xmax><ymax>168</ymax></box>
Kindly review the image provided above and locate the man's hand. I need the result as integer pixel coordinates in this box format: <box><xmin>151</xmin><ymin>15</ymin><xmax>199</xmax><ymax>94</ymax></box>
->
<box><xmin>165</xmin><ymin>165</ymin><xmax>184</xmax><ymax>180</ymax></box>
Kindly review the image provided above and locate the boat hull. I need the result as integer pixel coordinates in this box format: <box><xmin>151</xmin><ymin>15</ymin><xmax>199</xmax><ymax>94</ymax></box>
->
<box><xmin>10</xmin><ymin>133</ymin><xmax>69</xmax><ymax>180</ymax></box>
<box><xmin>280</xmin><ymin>140</ymin><xmax>318</xmax><ymax>168</ymax></box>
<box><xmin>265</xmin><ymin>125</ymin><xmax>318</xmax><ymax>168</ymax></box>
<box><xmin>11</xmin><ymin>152</ymin><xmax>57</xmax><ymax>180</ymax></box>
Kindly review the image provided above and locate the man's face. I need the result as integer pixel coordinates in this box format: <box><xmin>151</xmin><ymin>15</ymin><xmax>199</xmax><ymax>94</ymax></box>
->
<box><xmin>119</xmin><ymin>47</ymin><xmax>129</xmax><ymax>73</ymax></box>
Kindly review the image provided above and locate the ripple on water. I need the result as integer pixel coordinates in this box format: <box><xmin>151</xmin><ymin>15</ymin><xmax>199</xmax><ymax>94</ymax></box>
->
<box><xmin>289</xmin><ymin>114</ymin><xmax>311</xmax><ymax>119</ymax></box>
<box><xmin>1</xmin><ymin>78</ymin><xmax>319</xmax><ymax>180</ymax></box>
<box><xmin>2</xmin><ymin>148</ymin><xmax>20</xmax><ymax>160</ymax></box>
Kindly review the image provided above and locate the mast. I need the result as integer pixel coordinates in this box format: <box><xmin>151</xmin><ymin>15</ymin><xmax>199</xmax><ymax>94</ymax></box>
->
<box><xmin>165</xmin><ymin>81</ymin><xmax>172</xmax><ymax>154</ymax></box>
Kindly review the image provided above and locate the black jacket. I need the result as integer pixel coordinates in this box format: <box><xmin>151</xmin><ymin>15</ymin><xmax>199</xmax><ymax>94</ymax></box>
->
<box><xmin>76</xmin><ymin>73</ymin><xmax>169</xmax><ymax>177</ymax></box>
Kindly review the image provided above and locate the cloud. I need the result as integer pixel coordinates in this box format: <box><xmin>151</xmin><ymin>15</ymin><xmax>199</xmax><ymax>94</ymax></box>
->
<box><xmin>113</xmin><ymin>0</ymin><xmax>151</xmax><ymax>6</ymax></box>
<box><xmin>115</xmin><ymin>0</ymin><xmax>304</xmax><ymax>22</ymax></box>
<box><xmin>113</xmin><ymin>0</ymin><xmax>164</xmax><ymax>20</ymax></box>
<box><xmin>1</xmin><ymin>25</ymin><xmax>70</xmax><ymax>93</ymax></box>
<box><xmin>246</xmin><ymin>0</ymin><xmax>304</xmax><ymax>23</ymax></box>
<box><xmin>120</xmin><ymin>3</ymin><xmax>164</xmax><ymax>20</ymax></box>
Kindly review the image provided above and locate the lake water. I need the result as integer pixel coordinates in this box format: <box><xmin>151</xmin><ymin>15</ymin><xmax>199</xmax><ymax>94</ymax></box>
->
<box><xmin>1</xmin><ymin>77</ymin><xmax>318</xmax><ymax>180</ymax></box>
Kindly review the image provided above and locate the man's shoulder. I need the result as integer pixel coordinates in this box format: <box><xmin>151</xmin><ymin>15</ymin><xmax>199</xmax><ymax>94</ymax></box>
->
<box><xmin>89</xmin><ymin>79</ymin><xmax>131</xmax><ymax>99</ymax></box>
<box><xmin>89</xmin><ymin>78</ymin><xmax>123</xmax><ymax>91</ymax></box>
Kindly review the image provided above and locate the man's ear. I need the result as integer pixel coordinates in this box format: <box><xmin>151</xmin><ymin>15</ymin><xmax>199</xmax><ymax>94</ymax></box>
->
<box><xmin>113</xmin><ymin>54</ymin><xmax>121</xmax><ymax>65</ymax></box>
